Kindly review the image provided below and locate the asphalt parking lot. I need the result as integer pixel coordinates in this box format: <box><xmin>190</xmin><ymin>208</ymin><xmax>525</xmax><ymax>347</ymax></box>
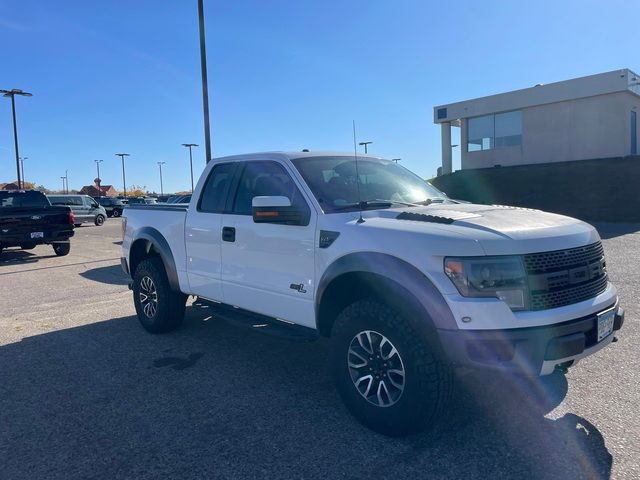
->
<box><xmin>0</xmin><ymin>219</ymin><xmax>638</xmax><ymax>479</ymax></box>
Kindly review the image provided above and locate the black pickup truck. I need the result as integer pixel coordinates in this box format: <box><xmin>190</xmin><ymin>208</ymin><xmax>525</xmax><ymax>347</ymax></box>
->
<box><xmin>0</xmin><ymin>190</ymin><xmax>75</xmax><ymax>257</ymax></box>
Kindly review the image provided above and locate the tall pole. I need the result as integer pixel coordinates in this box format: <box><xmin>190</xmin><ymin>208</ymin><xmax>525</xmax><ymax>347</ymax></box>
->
<box><xmin>65</xmin><ymin>169</ymin><xmax>69</xmax><ymax>194</ymax></box>
<box><xmin>61</xmin><ymin>176</ymin><xmax>65</xmax><ymax>193</ymax></box>
<box><xmin>157</xmin><ymin>162</ymin><xmax>165</xmax><ymax>196</ymax></box>
<box><xmin>116</xmin><ymin>153</ymin><xmax>130</xmax><ymax>197</ymax></box>
<box><xmin>94</xmin><ymin>160</ymin><xmax>103</xmax><ymax>197</ymax></box>
<box><xmin>198</xmin><ymin>0</ymin><xmax>212</xmax><ymax>163</ymax></box>
<box><xmin>10</xmin><ymin>95</ymin><xmax>20</xmax><ymax>187</ymax></box>
<box><xmin>19</xmin><ymin>157</ymin><xmax>27</xmax><ymax>186</ymax></box>
<box><xmin>182</xmin><ymin>143</ymin><xmax>198</xmax><ymax>192</ymax></box>
<box><xmin>1</xmin><ymin>89</ymin><xmax>33</xmax><ymax>189</ymax></box>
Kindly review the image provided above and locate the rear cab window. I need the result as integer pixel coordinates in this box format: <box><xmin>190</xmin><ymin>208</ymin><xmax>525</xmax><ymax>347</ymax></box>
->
<box><xmin>0</xmin><ymin>191</ymin><xmax>50</xmax><ymax>208</ymax></box>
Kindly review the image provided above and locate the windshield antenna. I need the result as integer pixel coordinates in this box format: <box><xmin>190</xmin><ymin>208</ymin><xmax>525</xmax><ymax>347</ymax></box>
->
<box><xmin>352</xmin><ymin>120</ymin><xmax>365</xmax><ymax>224</ymax></box>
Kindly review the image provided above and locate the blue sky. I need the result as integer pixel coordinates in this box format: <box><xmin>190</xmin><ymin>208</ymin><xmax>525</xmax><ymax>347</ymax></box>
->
<box><xmin>0</xmin><ymin>0</ymin><xmax>638</xmax><ymax>193</ymax></box>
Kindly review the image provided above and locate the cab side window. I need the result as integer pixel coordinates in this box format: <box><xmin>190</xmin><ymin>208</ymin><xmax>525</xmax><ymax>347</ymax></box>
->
<box><xmin>232</xmin><ymin>161</ymin><xmax>309</xmax><ymax>216</ymax></box>
<box><xmin>198</xmin><ymin>163</ymin><xmax>236</xmax><ymax>213</ymax></box>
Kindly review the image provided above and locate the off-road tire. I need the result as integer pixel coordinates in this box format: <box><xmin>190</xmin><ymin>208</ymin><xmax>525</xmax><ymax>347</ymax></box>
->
<box><xmin>95</xmin><ymin>215</ymin><xmax>105</xmax><ymax>226</ymax></box>
<box><xmin>133</xmin><ymin>257</ymin><xmax>186</xmax><ymax>333</ymax></box>
<box><xmin>112</xmin><ymin>209</ymin><xmax>121</xmax><ymax>218</ymax></box>
<box><xmin>330</xmin><ymin>298</ymin><xmax>453</xmax><ymax>437</ymax></box>
<box><xmin>52</xmin><ymin>242</ymin><xmax>71</xmax><ymax>256</ymax></box>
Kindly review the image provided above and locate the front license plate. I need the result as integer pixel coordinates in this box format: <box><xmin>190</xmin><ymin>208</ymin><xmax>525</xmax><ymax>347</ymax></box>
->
<box><xmin>30</xmin><ymin>231</ymin><xmax>44</xmax><ymax>239</ymax></box>
<box><xmin>597</xmin><ymin>309</ymin><xmax>615</xmax><ymax>342</ymax></box>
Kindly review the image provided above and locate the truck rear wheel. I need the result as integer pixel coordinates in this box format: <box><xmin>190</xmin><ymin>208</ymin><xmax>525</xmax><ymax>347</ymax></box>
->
<box><xmin>52</xmin><ymin>242</ymin><xmax>71</xmax><ymax>256</ymax></box>
<box><xmin>330</xmin><ymin>298</ymin><xmax>453</xmax><ymax>437</ymax></box>
<box><xmin>133</xmin><ymin>257</ymin><xmax>186</xmax><ymax>333</ymax></box>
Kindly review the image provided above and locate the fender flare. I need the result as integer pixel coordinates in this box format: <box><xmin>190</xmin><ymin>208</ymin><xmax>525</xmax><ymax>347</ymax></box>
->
<box><xmin>316</xmin><ymin>252</ymin><xmax>456</xmax><ymax>334</ymax></box>
<box><xmin>129</xmin><ymin>227</ymin><xmax>180</xmax><ymax>291</ymax></box>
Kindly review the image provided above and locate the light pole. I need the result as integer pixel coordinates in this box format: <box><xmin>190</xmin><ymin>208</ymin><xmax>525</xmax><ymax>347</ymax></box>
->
<box><xmin>94</xmin><ymin>159</ymin><xmax>103</xmax><ymax>197</ymax></box>
<box><xmin>19</xmin><ymin>156</ymin><xmax>28</xmax><ymax>186</ymax></box>
<box><xmin>391</xmin><ymin>158</ymin><xmax>401</xmax><ymax>164</ymax></box>
<box><xmin>65</xmin><ymin>169</ymin><xmax>69</xmax><ymax>194</ymax></box>
<box><xmin>115</xmin><ymin>153</ymin><xmax>130</xmax><ymax>197</ymax></box>
<box><xmin>157</xmin><ymin>162</ymin><xmax>166</xmax><ymax>196</ymax></box>
<box><xmin>61</xmin><ymin>176</ymin><xmax>66</xmax><ymax>193</ymax></box>
<box><xmin>182</xmin><ymin>143</ymin><xmax>198</xmax><ymax>192</ymax></box>
<box><xmin>359</xmin><ymin>141</ymin><xmax>372</xmax><ymax>154</ymax></box>
<box><xmin>197</xmin><ymin>0</ymin><xmax>212</xmax><ymax>163</ymax></box>
<box><xmin>1</xmin><ymin>89</ymin><xmax>33</xmax><ymax>189</ymax></box>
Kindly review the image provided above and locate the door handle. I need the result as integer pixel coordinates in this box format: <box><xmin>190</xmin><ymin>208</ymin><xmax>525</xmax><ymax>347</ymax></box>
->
<box><xmin>222</xmin><ymin>226</ymin><xmax>236</xmax><ymax>242</ymax></box>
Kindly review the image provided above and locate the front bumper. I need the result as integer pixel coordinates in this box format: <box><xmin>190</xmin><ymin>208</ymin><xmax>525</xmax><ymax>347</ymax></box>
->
<box><xmin>438</xmin><ymin>302</ymin><xmax>624</xmax><ymax>376</ymax></box>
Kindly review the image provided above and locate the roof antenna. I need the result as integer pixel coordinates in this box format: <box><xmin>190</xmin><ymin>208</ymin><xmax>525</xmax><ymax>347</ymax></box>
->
<box><xmin>352</xmin><ymin>120</ymin><xmax>365</xmax><ymax>224</ymax></box>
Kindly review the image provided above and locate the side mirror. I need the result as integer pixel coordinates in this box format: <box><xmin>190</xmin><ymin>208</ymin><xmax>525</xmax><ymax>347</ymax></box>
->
<box><xmin>252</xmin><ymin>196</ymin><xmax>306</xmax><ymax>225</ymax></box>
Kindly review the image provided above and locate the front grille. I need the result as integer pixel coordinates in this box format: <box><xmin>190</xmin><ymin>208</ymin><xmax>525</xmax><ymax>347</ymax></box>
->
<box><xmin>524</xmin><ymin>242</ymin><xmax>608</xmax><ymax>311</ymax></box>
<box><xmin>523</xmin><ymin>242</ymin><xmax>604</xmax><ymax>274</ymax></box>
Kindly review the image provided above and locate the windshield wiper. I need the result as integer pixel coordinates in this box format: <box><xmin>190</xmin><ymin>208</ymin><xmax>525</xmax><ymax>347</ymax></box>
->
<box><xmin>331</xmin><ymin>200</ymin><xmax>395</xmax><ymax>212</ymax></box>
<box><xmin>415</xmin><ymin>198</ymin><xmax>446</xmax><ymax>206</ymax></box>
<box><xmin>332</xmin><ymin>199</ymin><xmax>423</xmax><ymax>212</ymax></box>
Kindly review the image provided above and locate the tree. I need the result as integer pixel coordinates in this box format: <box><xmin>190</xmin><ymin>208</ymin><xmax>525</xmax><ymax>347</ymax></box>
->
<box><xmin>118</xmin><ymin>185</ymin><xmax>147</xmax><ymax>197</ymax></box>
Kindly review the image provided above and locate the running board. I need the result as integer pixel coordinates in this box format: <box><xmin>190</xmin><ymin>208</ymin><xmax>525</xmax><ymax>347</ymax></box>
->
<box><xmin>192</xmin><ymin>297</ymin><xmax>319</xmax><ymax>342</ymax></box>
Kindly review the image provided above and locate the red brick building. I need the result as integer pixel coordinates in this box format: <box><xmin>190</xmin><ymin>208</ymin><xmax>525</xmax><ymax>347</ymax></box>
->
<box><xmin>80</xmin><ymin>182</ymin><xmax>118</xmax><ymax>197</ymax></box>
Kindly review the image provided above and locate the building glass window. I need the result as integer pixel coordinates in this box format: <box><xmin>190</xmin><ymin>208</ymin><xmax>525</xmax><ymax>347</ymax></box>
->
<box><xmin>467</xmin><ymin>114</ymin><xmax>494</xmax><ymax>151</ymax></box>
<box><xmin>495</xmin><ymin>111</ymin><xmax>522</xmax><ymax>147</ymax></box>
<box><xmin>467</xmin><ymin>110</ymin><xmax>522</xmax><ymax>152</ymax></box>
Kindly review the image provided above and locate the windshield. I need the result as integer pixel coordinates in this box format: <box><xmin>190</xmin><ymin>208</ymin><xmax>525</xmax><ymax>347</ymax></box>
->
<box><xmin>291</xmin><ymin>156</ymin><xmax>447</xmax><ymax>213</ymax></box>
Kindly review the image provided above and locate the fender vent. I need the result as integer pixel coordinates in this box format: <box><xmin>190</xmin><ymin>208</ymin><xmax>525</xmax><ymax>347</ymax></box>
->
<box><xmin>396</xmin><ymin>212</ymin><xmax>455</xmax><ymax>224</ymax></box>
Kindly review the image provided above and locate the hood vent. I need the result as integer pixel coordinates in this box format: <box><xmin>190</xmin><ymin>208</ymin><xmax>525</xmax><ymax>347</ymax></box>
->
<box><xmin>396</xmin><ymin>211</ymin><xmax>455</xmax><ymax>224</ymax></box>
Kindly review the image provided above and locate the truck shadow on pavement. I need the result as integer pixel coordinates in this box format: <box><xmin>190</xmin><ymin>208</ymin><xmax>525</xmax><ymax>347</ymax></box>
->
<box><xmin>0</xmin><ymin>307</ymin><xmax>613</xmax><ymax>479</ymax></box>
<box><xmin>0</xmin><ymin>248</ymin><xmax>57</xmax><ymax>266</ymax></box>
<box><xmin>79</xmin><ymin>264</ymin><xmax>130</xmax><ymax>285</ymax></box>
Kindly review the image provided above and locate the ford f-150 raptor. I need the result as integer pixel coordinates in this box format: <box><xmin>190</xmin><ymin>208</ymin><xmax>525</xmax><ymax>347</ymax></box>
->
<box><xmin>121</xmin><ymin>151</ymin><xmax>624</xmax><ymax>436</ymax></box>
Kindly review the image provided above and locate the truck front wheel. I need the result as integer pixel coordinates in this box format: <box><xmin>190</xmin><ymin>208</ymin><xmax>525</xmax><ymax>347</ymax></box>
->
<box><xmin>133</xmin><ymin>257</ymin><xmax>186</xmax><ymax>333</ymax></box>
<box><xmin>330</xmin><ymin>298</ymin><xmax>453</xmax><ymax>437</ymax></box>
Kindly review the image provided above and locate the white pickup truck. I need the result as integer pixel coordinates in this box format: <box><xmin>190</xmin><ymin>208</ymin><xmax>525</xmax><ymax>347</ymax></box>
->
<box><xmin>122</xmin><ymin>151</ymin><xmax>624</xmax><ymax>436</ymax></box>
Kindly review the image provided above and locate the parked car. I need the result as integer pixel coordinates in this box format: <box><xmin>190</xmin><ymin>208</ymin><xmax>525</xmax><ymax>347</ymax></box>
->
<box><xmin>121</xmin><ymin>151</ymin><xmax>624</xmax><ymax>437</ymax></box>
<box><xmin>48</xmin><ymin>194</ymin><xmax>107</xmax><ymax>226</ymax></box>
<box><xmin>0</xmin><ymin>190</ymin><xmax>74</xmax><ymax>256</ymax></box>
<box><xmin>127</xmin><ymin>197</ymin><xmax>157</xmax><ymax>205</ymax></box>
<box><xmin>94</xmin><ymin>197</ymin><xmax>124</xmax><ymax>217</ymax></box>
<box><xmin>165</xmin><ymin>194</ymin><xmax>192</xmax><ymax>204</ymax></box>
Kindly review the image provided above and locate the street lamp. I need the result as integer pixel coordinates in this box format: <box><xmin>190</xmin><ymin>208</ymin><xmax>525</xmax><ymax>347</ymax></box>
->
<box><xmin>19</xmin><ymin>156</ymin><xmax>28</xmax><ymax>186</ymax></box>
<box><xmin>65</xmin><ymin>169</ymin><xmax>69</xmax><ymax>194</ymax></box>
<box><xmin>391</xmin><ymin>158</ymin><xmax>401</xmax><ymax>164</ymax></box>
<box><xmin>115</xmin><ymin>153</ymin><xmax>130</xmax><ymax>198</ymax></box>
<box><xmin>181</xmin><ymin>143</ymin><xmax>199</xmax><ymax>192</ymax></box>
<box><xmin>197</xmin><ymin>0</ymin><xmax>212</xmax><ymax>163</ymax></box>
<box><xmin>1</xmin><ymin>89</ymin><xmax>33</xmax><ymax>189</ymax></box>
<box><xmin>358</xmin><ymin>141</ymin><xmax>373</xmax><ymax>154</ymax></box>
<box><xmin>157</xmin><ymin>162</ymin><xmax>166</xmax><ymax>196</ymax></box>
<box><xmin>94</xmin><ymin>160</ymin><xmax>103</xmax><ymax>197</ymax></box>
<box><xmin>60</xmin><ymin>176</ymin><xmax>66</xmax><ymax>193</ymax></box>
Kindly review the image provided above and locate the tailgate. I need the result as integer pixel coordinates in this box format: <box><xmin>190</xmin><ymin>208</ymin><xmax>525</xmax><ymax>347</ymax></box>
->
<box><xmin>0</xmin><ymin>207</ymin><xmax>71</xmax><ymax>240</ymax></box>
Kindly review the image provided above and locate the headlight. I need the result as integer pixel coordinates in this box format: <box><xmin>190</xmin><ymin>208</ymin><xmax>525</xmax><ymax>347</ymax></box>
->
<box><xmin>444</xmin><ymin>256</ymin><xmax>528</xmax><ymax>310</ymax></box>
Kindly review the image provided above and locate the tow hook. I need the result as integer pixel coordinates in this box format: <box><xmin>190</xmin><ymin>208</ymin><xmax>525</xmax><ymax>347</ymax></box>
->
<box><xmin>554</xmin><ymin>360</ymin><xmax>574</xmax><ymax>374</ymax></box>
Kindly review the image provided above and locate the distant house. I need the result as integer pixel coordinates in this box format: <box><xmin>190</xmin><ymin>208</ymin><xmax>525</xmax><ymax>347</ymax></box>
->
<box><xmin>80</xmin><ymin>181</ymin><xmax>118</xmax><ymax>197</ymax></box>
<box><xmin>0</xmin><ymin>182</ymin><xmax>20</xmax><ymax>190</ymax></box>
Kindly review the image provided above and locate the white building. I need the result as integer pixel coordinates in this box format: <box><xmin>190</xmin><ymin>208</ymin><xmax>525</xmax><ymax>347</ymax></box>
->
<box><xmin>434</xmin><ymin>68</ymin><xmax>640</xmax><ymax>173</ymax></box>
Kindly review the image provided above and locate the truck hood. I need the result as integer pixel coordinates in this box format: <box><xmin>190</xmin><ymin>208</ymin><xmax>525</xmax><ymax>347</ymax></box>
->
<box><xmin>365</xmin><ymin>203</ymin><xmax>600</xmax><ymax>255</ymax></box>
